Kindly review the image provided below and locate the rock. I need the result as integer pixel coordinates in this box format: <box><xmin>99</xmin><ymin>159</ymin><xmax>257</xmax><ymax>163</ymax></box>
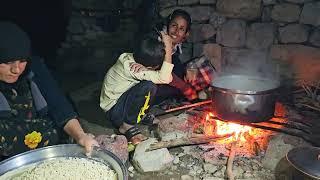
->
<box><xmin>309</xmin><ymin>28</ymin><xmax>320</xmax><ymax>47</ymax></box>
<box><xmin>203</xmin><ymin>163</ymin><xmax>218</xmax><ymax>173</ymax></box>
<box><xmin>200</xmin><ymin>0</ymin><xmax>216</xmax><ymax>4</ymax></box>
<box><xmin>216</xmin><ymin>19</ymin><xmax>246</xmax><ymax>47</ymax></box>
<box><xmin>190</xmin><ymin>24</ymin><xmax>216</xmax><ymax>42</ymax></box>
<box><xmin>181</xmin><ymin>174</ymin><xmax>193</xmax><ymax>180</ymax></box>
<box><xmin>261</xmin><ymin>6</ymin><xmax>272</xmax><ymax>22</ymax></box>
<box><xmin>171</xmin><ymin>165</ymin><xmax>178</xmax><ymax>171</ymax></box>
<box><xmin>189</xmin><ymin>169</ymin><xmax>197</xmax><ymax>176</ymax></box>
<box><xmin>261</xmin><ymin>134</ymin><xmax>294</xmax><ymax>170</ymax></box>
<box><xmin>132</xmin><ymin>138</ymin><xmax>174</xmax><ymax>172</ymax></box>
<box><xmin>157</xmin><ymin>115</ymin><xmax>191</xmax><ymax>141</ymax></box>
<box><xmin>243</xmin><ymin>171</ymin><xmax>254</xmax><ymax>178</ymax></box>
<box><xmin>263</xmin><ymin>0</ymin><xmax>277</xmax><ymax>5</ymax></box>
<box><xmin>284</xmin><ymin>0</ymin><xmax>313</xmax><ymax>3</ymax></box>
<box><xmin>233</xmin><ymin>166</ymin><xmax>244</xmax><ymax>178</ymax></box>
<box><xmin>178</xmin><ymin>0</ymin><xmax>198</xmax><ymax>5</ymax></box>
<box><xmin>202</xmin><ymin>152</ymin><xmax>227</xmax><ymax>165</ymax></box>
<box><xmin>278</xmin><ymin>24</ymin><xmax>310</xmax><ymax>43</ymax></box>
<box><xmin>216</xmin><ymin>0</ymin><xmax>262</xmax><ymax>20</ymax></box>
<box><xmin>203</xmin><ymin>177</ymin><xmax>225</xmax><ymax>180</ymax></box>
<box><xmin>128</xmin><ymin>166</ymin><xmax>135</xmax><ymax>173</ymax></box>
<box><xmin>159</xmin><ymin>0</ymin><xmax>176</xmax><ymax>8</ymax></box>
<box><xmin>300</xmin><ymin>1</ymin><xmax>320</xmax><ymax>26</ymax></box>
<box><xmin>213</xmin><ymin>167</ymin><xmax>225</xmax><ymax>177</ymax></box>
<box><xmin>95</xmin><ymin>135</ymin><xmax>128</xmax><ymax>163</ymax></box>
<box><xmin>246</xmin><ymin>23</ymin><xmax>275</xmax><ymax>50</ymax></box>
<box><xmin>160</xmin><ymin>6</ymin><xmax>215</xmax><ymax>22</ymax></box>
<box><xmin>209</xmin><ymin>12</ymin><xmax>227</xmax><ymax>29</ymax></box>
<box><xmin>271</xmin><ymin>3</ymin><xmax>301</xmax><ymax>22</ymax></box>
<box><xmin>173</xmin><ymin>156</ymin><xmax>180</xmax><ymax>164</ymax></box>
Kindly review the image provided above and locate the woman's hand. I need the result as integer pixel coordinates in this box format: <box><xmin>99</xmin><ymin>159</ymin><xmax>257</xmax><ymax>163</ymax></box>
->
<box><xmin>184</xmin><ymin>68</ymin><xmax>198</xmax><ymax>84</ymax></box>
<box><xmin>77</xmin><ymin>133</ymin><xmax>99</xmax><ymax>156</ymax></box>
<box><xmin>130</xmin><ymin>62</ymin><xmax>147</xmax><ymax>73</ymax></box>
<box><xmin>63</xmin><ymin>119</ymin><xmax>99</xmax><ymax>156</ymax></box>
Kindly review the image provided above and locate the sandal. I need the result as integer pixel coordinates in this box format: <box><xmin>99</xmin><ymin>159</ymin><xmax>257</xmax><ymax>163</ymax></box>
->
<box><xmin>140</xmin><ymin>113</ymin><xmax>155</xmax><ymax>125</ymax></box>
<box><xmin>123</xmin><ymin>126</ymin><xmax>147</xmax><ymax>145</ymax></box>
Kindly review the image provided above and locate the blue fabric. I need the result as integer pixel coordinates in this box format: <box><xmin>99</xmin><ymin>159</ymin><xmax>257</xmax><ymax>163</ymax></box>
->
<box><xmin>172</xmin><ymin>52</ymin><xmax>185</xmax><ymax>79</ymax></box>
<box><xmin>106</xmin><ymin>81</ymin><xmax>157</xmax><ymax>128</ymax></box>
<box><xmin>30</xmin><ymin>56</ymin><xmax>78</xmax><ymax>128</ymax></box>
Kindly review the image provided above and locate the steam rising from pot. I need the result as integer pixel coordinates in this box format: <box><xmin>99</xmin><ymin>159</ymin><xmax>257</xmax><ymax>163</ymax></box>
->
<box><xmin>216</xmin><ymin>49</ymin><xmax>280</xmax><ymax>84</ymax></box>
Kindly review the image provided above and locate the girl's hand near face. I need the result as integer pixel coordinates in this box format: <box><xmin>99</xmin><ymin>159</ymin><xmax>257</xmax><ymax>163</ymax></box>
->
<box><xmin>160</xmin><ymin>31</ymin><xmax>173</xmax><ymax>54</ymax></box>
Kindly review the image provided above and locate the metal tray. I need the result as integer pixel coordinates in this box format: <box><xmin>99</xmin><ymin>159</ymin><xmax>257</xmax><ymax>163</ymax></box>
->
<box><xmin>0</xmin><ymin>144</ymin><xmax>128</xmax><ymax>180</ymax></box>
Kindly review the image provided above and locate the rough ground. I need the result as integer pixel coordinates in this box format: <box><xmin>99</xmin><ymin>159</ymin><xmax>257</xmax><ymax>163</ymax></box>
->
<box><xmin>52</xmin><ymin>72</ymin><xmax>315</xmax><ymax>180</ymax></box>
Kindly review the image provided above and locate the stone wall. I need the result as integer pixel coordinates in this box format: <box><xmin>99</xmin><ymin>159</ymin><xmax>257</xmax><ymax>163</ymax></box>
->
<box><xmin>56</xmin><ymin>0</ymin><xmax>143</xmax><ymax>77</ymax></box>
<box><xmin>159</xmin><ymin>0</ymin><xmax>320</xmax><ymax>84</ymax></box>
<box><xmin>57</xmin><ymin>0</ymin><xmax>320</xmax><ymax>84</ymax></box>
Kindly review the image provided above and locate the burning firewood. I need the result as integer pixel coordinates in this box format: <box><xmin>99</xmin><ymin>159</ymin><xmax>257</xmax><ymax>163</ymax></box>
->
<box><xmin>146</xmin><ymin>133</ymin><xmax>233</xmax><ymax>152</ymax></box>
<box><xmin>226</xmin><ymin>140</ymin><xmax>237</xmax><ymax>180</ymax></box>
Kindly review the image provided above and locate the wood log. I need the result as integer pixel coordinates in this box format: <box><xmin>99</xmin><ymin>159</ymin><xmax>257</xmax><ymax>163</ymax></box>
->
<box><xmin>226</xmin><ymin>140</ymin><xmax>237</xmax><ymax>180</ymax></box>
<box><xmin>146</xmin><ymin>133</ymin><xmax>233</xmax><ymax>152</ymax></box>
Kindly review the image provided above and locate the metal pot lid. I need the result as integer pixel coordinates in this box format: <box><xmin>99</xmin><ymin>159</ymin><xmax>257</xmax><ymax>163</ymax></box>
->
<box><xmin>286</xmin><ymin>146</ymin><xmax>320</xmax><ymax>179</ymax></box>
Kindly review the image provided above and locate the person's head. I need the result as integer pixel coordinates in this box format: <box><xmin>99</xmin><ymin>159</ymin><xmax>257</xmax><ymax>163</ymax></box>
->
<box><xmin>0</xmin><ymin>22</ymin><xmax>31</xmax><ymax>83</ymax></box>
<box><xmin>133</xmin><ymin>35</ymin><xmax>165</xmax><ymax>69</ymax></box>
<box><xmin>166</xmin><ymin>9</ymin><xmax>191</xmax><ymax>45</ymax></box>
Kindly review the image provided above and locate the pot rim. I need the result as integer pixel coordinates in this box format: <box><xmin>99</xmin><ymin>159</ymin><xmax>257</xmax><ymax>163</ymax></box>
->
<box><xmin>211</xmin><ymin>85</ymin><xmax>280</xmax><ymax>95</ymax></box>
<box><xmin>211</xmin><ymin>74</ymin><xmax>280</xmax><ymax>95</ymax></box>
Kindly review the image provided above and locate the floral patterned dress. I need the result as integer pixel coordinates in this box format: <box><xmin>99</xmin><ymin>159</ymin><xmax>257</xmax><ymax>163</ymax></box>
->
<box><xmin>0</xmin><ymin>79</ymin><xmax>60</xmax><ymax>157</ymax></box>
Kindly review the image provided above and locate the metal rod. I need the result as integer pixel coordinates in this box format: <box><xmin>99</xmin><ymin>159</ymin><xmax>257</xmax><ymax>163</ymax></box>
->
<box><xmin>264</xmin><ymin>120</ymin><xmax>311</xmax><ymax>134</ymax></box>
<box><xmin>155</xmin><ymin>100</ymin><xmax>212</xmax><ymax>117</ymax></box>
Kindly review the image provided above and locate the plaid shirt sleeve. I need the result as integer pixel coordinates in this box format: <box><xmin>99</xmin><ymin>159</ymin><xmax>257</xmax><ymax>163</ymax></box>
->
<box><xmin>189</xmin><ymin>56</ymin><xmax>216</xmax><ymax>91</ymax></box>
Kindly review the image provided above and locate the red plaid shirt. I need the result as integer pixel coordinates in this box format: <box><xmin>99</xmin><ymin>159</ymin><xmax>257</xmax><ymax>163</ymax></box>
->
<box><xmin>188</xmin><ymin>56</ymin><xmax>216</xmax><ymax>91</ymax></box>
<box><xmin>169</xmin><ymin>56</ymin><xmax>216</xmax><ymax>101</ymax></box>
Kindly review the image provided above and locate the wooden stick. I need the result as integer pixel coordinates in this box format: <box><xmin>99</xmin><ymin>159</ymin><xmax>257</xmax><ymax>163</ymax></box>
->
<box><xmin>301</xmin><ymin>83</ymin><xmax>312</xmax><ymax>97</ymax></box>
<box><xmin>311</xmin><ymin>81</ymin><xmax>320</xmax><ymax>100</ymax></box>
<box><xmin>298</xmin><ymin>103</ymin><xmax>320</xmax><ymax>112</ymax></box>
<box><xmin>146</xmin><ymin>133</ymin><xmax>232</xmax><ymax>151</ymax></box>
<box><xmin>226</xmin><ymin>140</ymin><xmax>237</xmax><ymax>180</ymax></box>
<box><xmin>155</xmin><ymin>100</ymin><xmax>212</xmax><ymax>117</ymax></box>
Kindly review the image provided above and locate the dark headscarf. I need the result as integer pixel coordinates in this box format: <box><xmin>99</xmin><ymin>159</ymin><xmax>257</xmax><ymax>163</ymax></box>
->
<box><xmin>0</xmin><ymin>22</ymin><xmax>31</xmax><ymax>63</ymax></box>
<box><xmin>0</xmin><ymin>22</ymin><xmax>32</xmax><ymax>89</ymax></box>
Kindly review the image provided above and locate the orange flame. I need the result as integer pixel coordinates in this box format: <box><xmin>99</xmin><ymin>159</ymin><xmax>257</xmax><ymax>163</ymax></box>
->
<box><xmin>205</xmin><ymin>112</ymin><xmax>253</xmax><ymax>142</ymax></box>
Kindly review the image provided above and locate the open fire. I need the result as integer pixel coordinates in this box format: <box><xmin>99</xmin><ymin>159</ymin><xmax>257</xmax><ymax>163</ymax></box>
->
<box><xmin>194</xmin><ymin>103</ymin><xmax>288</xmax><ymax>157</ymax></box>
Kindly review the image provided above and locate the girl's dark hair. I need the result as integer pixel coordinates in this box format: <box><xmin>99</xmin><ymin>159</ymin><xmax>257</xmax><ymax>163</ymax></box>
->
<box><xmin>166</xmin><ymin>9</ymin><xmax>192</xmax><ymax>32</ymax></box>
<box><xmin>133</xmin><ymin>34</ymin><xmax>165</xmax><ymax>67</ymax></box>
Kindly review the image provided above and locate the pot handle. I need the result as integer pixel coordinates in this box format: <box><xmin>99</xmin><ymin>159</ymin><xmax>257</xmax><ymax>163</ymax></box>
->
<box><xmin>233</xmin><ymin>95</ymin><xmax>254</xmax><ymax>114</ymax></box>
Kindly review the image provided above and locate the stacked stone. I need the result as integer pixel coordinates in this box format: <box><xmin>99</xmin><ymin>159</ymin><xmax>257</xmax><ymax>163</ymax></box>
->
<box><xmin>159</xmin><ymin>0</ymin><xmax>320</xmax><ymax>83</ymax></box>
<box><xmin>56</xmin><ymin>0</ymin><xmax>142</xmax><ymax>74</ymax></box>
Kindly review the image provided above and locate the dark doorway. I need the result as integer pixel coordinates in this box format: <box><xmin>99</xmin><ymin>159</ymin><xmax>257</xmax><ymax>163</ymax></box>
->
<box><xmin>0</xmin><ymin>0</ymin><xmax>71</xmax><ymax>60</ymax></box>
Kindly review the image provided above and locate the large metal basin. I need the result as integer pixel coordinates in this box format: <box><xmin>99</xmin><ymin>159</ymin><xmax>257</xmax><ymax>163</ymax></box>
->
<box><xmin>0</xmin><ymin>144</ymin><xmax>128</xmax><ymax>180</ymax></box>
<box><xmin>211</xmin><ymin>75</ymin><xmax>280</xmax><ymax>123</ymax></box>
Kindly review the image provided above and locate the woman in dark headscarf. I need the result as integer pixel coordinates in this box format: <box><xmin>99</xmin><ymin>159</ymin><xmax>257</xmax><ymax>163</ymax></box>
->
<box><xmin>0</xmin><ymin>22</ymin><xmax>98</xmax><ymax>159</ymax></box>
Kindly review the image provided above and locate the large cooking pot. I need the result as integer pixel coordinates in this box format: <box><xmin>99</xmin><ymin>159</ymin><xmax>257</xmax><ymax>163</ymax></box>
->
<box><xmin>211</xmin><ymin>75</ymin><xmax>280</xmax><ymax>123</ymax></box>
